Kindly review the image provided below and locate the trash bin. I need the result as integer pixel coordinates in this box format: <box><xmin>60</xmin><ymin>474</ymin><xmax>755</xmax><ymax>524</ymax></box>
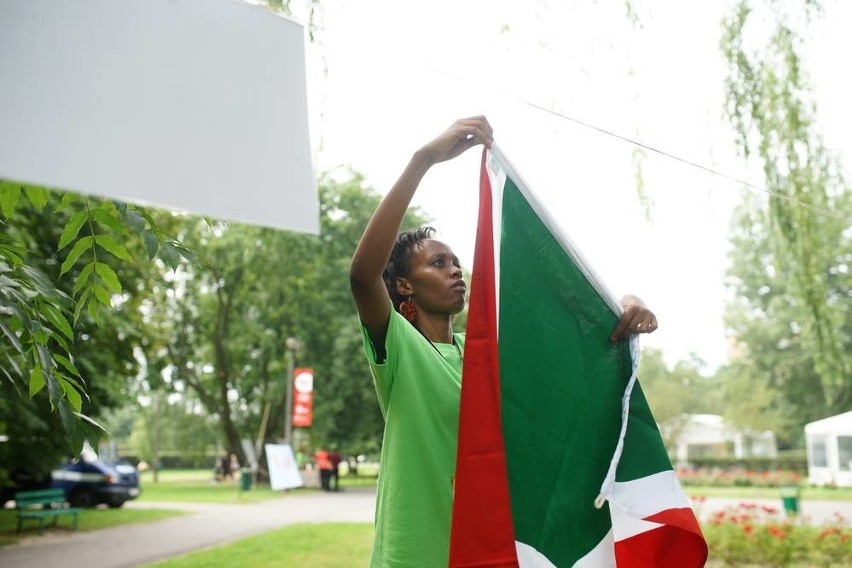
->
<box><xmin>240</xmin><ymin>469</ymin><xmax>252</xmax><ymax>491</ymax></box>
<box><xmin>780</xmin><ymin>486</ymin><xmax>799</xmax><ymax>516</ymax></box>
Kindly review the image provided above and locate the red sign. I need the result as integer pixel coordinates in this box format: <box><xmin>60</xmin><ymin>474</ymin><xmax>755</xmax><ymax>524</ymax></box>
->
<box><xmin>292</xmin><ymin>368</ymin><xmax>313</xmax><ymax>427</ymax></box>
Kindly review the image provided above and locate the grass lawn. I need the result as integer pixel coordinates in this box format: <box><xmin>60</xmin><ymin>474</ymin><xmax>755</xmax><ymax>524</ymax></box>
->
<box><xmin>138</xmin><ymin>469</ymin><xmax>375</xmax><ymax>503</ymax></box>
<box><xmin>147</xmin><ymin>522</ymin><xmax>373</xmax><ymax>568</ymax></box>
<box><xmin>0</xmin><ymin>507</ymin><xmax>184</xmax><ymax>547</ymax></box>
<box><xmin>683</xmin><ymin>485</ymin><xmax>852</xmax><ymax>501</ymax></box>
<box><xmin>139</xmin><ymin>469</ymin><xmax>292</xmax><ymax>503</ymax></box>
<box><xmin>338</xmin><ymin>475</ymin><xmax>379</xmax><ymax>488</ymax></box>
<box><xmin>142</xmin><ymin>470</ymin><xmax>850</xmax><ymax>503</ymax></box>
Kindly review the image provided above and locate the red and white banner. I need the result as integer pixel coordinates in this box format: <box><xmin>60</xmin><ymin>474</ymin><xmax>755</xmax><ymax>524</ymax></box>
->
<box><xmin>292</xmin><ymin>368</ymin><xmax>313</xmax><ymax>427</ymax></box>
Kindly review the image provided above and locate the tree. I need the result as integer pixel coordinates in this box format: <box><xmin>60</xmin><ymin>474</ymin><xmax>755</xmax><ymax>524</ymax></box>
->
<box><xmin>721</xmin><ymin>0</ymin><xmax>851</xmax><ymax>423</ymax></box>
<box><xmin>127</xmin><ymin>394</ymin><xmax>219</xmax><ymax>470</ymax></box>
<box><xmin>637</xmin><ymin>348</ymin><xmax>722</xmax><ymax>452</ymax></box>
<box><xmin>720</xmin><ymin>191</ymin><xmax>850</xmax><ymax>446</ymax></box>
<box><xmin>139</xmin><ymin>172</ymin><xmax>429</xmax><ymax>465</ymax></box>
<box><xmin>0</xmin><ymin>192</ymin><xmax>162</xmax><ymax>481</ymax></box>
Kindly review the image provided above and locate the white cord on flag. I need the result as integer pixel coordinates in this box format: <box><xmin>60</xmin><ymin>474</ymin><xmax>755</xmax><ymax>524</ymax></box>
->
<box><xmin>595</xmin><ymin>334</ymin><xmax>641</xmax><ymax>509</ymax></box>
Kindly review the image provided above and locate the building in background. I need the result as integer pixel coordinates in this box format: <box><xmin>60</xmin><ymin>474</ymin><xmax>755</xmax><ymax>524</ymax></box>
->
<box><xmin>805</xmin><ymin>411</ymin><xmax>852</xmax><ymax>487</ymax></box>
<box><xmin>663</xmin><ymin>413</ymin><xmax>777</xmax><ymax>465</ymax></box>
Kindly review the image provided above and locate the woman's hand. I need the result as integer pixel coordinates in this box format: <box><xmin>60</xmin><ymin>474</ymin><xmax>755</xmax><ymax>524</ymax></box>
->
<box><xmin>610</xmin><ymin>294</ymin><xmax>658</xmax><ymax>342</ymax></box>
<box><xmin>415</xmin><ymin>116</ymin><xmax>493</xmax><ymax>166</ymax></box>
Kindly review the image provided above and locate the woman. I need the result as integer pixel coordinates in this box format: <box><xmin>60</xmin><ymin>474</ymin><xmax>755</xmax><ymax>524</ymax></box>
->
<box><xmin>349</xmin><ymin>116</ymin><xmax>657</xmax><ymax>567</ymax></box>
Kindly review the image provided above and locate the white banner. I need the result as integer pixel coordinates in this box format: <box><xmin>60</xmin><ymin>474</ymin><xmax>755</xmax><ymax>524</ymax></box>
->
<box><xmin>0</xmin><ymin>0</ymin><xmax>319</xmax><ymax>234</ymax></box>
<box><xmin>265</xmin><ymin>443</ymin><xmax>303</xmax><ymax>491</ymax></box>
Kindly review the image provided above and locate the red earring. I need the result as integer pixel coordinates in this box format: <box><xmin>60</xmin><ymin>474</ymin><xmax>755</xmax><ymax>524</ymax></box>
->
<box><xmin>399</xmin><ymin>298</ymin><xmax>417</xmax><ymax>323</ymax></box>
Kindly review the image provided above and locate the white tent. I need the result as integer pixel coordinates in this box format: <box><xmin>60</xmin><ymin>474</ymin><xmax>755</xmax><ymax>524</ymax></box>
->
<box><xmin>805</xmin><ymin>411</ymin><xmax>852</xmax><ymax>487</ymax></box>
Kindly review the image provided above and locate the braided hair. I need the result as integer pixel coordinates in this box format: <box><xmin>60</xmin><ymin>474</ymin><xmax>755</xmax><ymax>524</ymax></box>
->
<box><xmin>382</xmin><ymin>227</ymin><xmax>436</xmax><ymax>311</ymax></box>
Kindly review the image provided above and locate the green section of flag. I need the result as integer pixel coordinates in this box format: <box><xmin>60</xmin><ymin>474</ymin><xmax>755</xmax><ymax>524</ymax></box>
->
<box><xmin>616</xmin><ymin>381</ymin><xmax>673</xmax><ymax>482</ymax></box>
<box><xmin>498</xmin><ymin>177</ymin><xmax>633</xmax><ymax>565</ymax></box>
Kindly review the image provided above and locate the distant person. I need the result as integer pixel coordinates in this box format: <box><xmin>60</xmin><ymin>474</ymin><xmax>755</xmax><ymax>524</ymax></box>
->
<box><xmin>229</xmin><ymin>454</ymin><xmax>239</xmax><ymax>480</ymax></box>
<box><xmin>330</xmin><ymin>449</ymin><xmax>342</xmax><ymax>491</ymax></box>
<box><xmin>217</xmin><ymin>454</ymin><xmax>231</xmax><ymax>482</ymax></box>
<box><xmin>315</xmin><ymin>448</ymin><xmax>333</xmax><ymax>491</ymax></box>
<box><xmin>347</xmin><ymin>455</ymin><xmax>359</xmax><ymax>477</ymax></box>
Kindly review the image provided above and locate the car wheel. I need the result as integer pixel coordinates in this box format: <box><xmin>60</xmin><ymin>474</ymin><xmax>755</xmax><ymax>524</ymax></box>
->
<box><xmin>70</xmin><ymin>489</ymin><xmax>97</xmax><ymax>508</ymax></box>
<box><xmin>107</xmin><ymin>498</ymin><xmax>125</xmax><ymax>508</ymax></box>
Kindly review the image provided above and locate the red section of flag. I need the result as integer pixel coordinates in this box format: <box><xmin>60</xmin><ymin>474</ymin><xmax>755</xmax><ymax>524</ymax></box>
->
<box><xmin>643</xmin><ymin>507</ymin><xmax>706</xmax><ymax>539</ymax></box>
<box><xmin>614</xmin><ymin>508</ymin><xmax>708</xmax><ymax>568</ymax></box>
<box><xmin>448</xmin><ymin>149</ymin><xmax>519</xmax><ymax>567</ymax></box>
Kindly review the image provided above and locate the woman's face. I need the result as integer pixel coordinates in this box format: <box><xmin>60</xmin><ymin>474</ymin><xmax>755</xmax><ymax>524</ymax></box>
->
<box><xmin>398</xmin><ymin>239</ymin><xmax>466</xmax><ymax>315</ymax></box>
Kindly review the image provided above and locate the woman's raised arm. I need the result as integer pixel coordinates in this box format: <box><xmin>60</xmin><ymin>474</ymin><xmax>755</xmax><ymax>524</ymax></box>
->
<box><xmin>349</xmin><ymin>117</ymin><xmax>493</xmax><ymax>338</ymax></box>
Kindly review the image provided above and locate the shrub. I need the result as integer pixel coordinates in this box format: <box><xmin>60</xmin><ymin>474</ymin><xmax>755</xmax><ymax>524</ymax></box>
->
<box><xmin>678</xmin><ymin>467</ymin><xmax>802</xmax><ymax>488</ymax></box>
<box><xmin>699</xmin><ymin>501</ymin><xmax>851</xmax><ymax>567</ymax></box>
<box><xmin>687</xmin><ymin>455</ymin><xmax>807</xmax><ymax>474</ymax></box>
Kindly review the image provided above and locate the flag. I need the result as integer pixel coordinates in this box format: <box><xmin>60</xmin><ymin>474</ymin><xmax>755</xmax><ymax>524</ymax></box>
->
<box><xmin>449</xmin><ymin>146</ymin><xmax>707</xmax><ymax>567</ymax></box>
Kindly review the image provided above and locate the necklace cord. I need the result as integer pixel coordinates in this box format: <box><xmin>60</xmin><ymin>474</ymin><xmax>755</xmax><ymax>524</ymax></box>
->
<box><xmin>413</xmin><ymin>325</ymin><xmax>463</xmax><ymax>364</ymax></box>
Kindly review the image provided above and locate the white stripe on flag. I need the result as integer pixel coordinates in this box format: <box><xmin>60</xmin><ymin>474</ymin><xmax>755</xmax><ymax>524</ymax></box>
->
<box><xmin>610</xmin><ymin>504</ymin><xmax>664</xmax><ymax>542</ymax></box>
<box><xmin>610</xmin><ymin>470</ymin><xmax>691</xmax><ymax>519</ymax></box>
<box><xmin>572</xmin><ymin>529</ymin><xmax>617</xmax><ymax>568</ymax></box>
<box><xmin>514</xmin><ymin>532</ymin><xmax>621</xmax><ymax>568</ymax></box>
<box><xmin>516</xmin><ymin>536</ymin><xmax>618</xmax><ymax>568</ymax></box>
<box><xmin>515</xmin><ymin>541</ymin><xmax>556</xmax><ymax>567</ymax></box>
<box><xmin>485</xmin><ymin>149</ymin><xmax>506</xmax><ymax>328</ymax></box>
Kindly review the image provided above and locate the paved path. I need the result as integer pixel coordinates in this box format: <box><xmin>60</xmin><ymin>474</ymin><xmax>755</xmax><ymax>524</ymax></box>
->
<box><xmin>0</xmin><ymin>488</ymin><xmax>376</xmax><ymax>568</ymax></box>
<box><xmin>2</xmin><ymin>489</ymin><xmax>850</xmax><ymax>567</ymax></box>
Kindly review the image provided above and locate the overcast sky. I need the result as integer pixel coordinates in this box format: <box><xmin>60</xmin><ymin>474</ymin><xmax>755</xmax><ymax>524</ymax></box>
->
<box><xmin>297</xmin><ymin>0</ymin><xmax>851</xmax><ymax>372</ymax></box>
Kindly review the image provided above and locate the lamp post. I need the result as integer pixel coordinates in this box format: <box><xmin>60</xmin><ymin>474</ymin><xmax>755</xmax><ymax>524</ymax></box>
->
<box><xmin>284</xmin><ymin>337</ymin><xmax>299</xmax><ymax>446</ymax></box>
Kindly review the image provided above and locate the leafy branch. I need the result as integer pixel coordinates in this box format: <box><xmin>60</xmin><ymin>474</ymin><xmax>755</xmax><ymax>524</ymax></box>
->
<box><xmin>721</xmin><ymin>0</ymin><xmax>849</xmax><ymax>411</ymax></box>
<box><xmin>0</xmin><ymin>181</ymin><xmax>202</xmax><ymax>452</ymax></box>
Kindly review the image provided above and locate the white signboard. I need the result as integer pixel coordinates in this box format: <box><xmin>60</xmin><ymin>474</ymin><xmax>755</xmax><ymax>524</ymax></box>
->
<box><xmin>0</xmin><ymin>0</ymin><xmax>319</xmax><ymax>234</ymax></box>
<box><xmin>265</xmin><ymin>443</ymin><xmax>303</xmax><ymax>490</ymax></box>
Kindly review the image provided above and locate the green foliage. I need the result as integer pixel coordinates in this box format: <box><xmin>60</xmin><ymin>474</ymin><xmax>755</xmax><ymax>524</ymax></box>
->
<box><xmin>720</xmin><ymin>186</ymin><xmax>851</xmax><ymax>445</ymax></box>
<box><xmin>128</xmin><ymin>397</ymin><xmax>219</xmax><ymax>469</ymax></box>
<box><xmin>637</xmin><ymin>348</ymin><xmax>722</xmax><ymax>451</ymax></box>
<box><xmin>679</xmin><ymin>467</ymin><xmax>804</xmax><ymax>487</ymax></box>
<box><xmin>0</xmin><ymin>180</ymin><xmax>195</xmax><ymax>456</ymax></box>
<box><xmin>720</xmin><ymin>0</ymin><xmax>851</xmax><ymax>427</ymax></box>
<box><xmin>0</xmin><ymin>377</ymin><xmax>70</xmax><ymax>488</ymax></box>
<box><xmin>685</xmin><ymin>453</ymin><xmax>808</xmax><ymax>476</ymax></box>
<box><xmin>0</xmin><ymin>192</ymin><xmax>91</xmax><ymax>451</ymax></box>
<box><xmin>131</xmin><ymin>171</ymin><xmax>429</xmax><ymax>465</ymax></box>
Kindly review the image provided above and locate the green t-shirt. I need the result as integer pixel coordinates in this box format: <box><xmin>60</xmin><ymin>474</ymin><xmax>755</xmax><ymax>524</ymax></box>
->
<box><xmin>361</xmin><ymin>310</ymin><xmax>465</xmax><ymax>567</ymax></box>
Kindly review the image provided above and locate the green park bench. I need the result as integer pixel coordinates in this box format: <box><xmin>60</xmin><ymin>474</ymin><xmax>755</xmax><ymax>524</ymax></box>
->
<box><xmin>15</xmin><ymin>488</ymin><xmax>80</xmax><ymax>535</ymax></box>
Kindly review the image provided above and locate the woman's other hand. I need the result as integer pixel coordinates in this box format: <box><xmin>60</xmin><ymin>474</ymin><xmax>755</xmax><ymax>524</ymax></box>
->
<box><xmin>610</xmin><ymin>294</ymin><xmax>658</xmax><ymax>342</ymax></box>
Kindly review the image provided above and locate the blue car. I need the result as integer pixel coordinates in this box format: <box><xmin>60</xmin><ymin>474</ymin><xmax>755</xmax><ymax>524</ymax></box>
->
<box><xmin>51</xmin><ymin>459</ymin><xmax>141</xmax><ymax>508</ymax></box>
